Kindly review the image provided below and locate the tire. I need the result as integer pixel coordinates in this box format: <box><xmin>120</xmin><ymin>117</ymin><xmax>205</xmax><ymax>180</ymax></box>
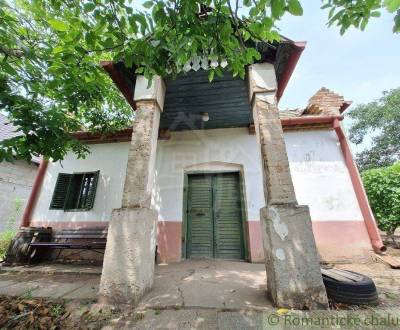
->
<box><xmin>322</xmin><ymin>268</ymin><xmax>379</xmax><ymax>306</ymax></box>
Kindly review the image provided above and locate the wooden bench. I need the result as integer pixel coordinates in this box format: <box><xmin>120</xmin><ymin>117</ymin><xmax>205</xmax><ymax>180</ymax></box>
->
<box><xmin>29</xmin><ymin>228</ymin><xmax>107</xmax><ymax>262</ymax></box>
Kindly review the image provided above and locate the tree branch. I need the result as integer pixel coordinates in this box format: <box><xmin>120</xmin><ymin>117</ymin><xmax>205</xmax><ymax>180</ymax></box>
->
<box><xmin>227</xmin><ymin>0</ymin><xmax>246</xmax><ymax>49</ymax></box>
<box><xmin>0</xmin><ymin>46</ymin><xmax>24</xmax><ymax>58</ymax></box>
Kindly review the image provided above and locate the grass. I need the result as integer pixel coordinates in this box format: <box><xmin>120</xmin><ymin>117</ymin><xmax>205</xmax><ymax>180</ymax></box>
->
<box><xmin>0</xmin><ymin>230</ymin><xmax>16</xmax><ymax>261</ymax></box>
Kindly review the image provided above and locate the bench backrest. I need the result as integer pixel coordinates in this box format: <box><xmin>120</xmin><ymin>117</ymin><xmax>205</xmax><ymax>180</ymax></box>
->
<box><xmin>54</xmin><ymin>228</ymin><xmax>108</xmax><ymax>241</ymax></box>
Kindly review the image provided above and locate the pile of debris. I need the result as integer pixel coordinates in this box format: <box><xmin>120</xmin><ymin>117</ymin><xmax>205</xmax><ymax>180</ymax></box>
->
<box><xmin>0</xmin><ymin>295</ymin><xmax>68</xmax><ymax>329</ymax></box>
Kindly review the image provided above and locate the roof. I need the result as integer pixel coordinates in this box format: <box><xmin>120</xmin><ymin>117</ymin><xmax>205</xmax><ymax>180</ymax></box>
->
<box><xmin>73</xmin><ymin>86</ymin><xmax>349</xmax><ymax>143</ymax></box>
<box><xmin>0</xmin><ymin>114</ymin><xmax>41</xmax><ymax>164</ymax></box>
<box><xmin>280</xmin><ymin>87</ymin><xmax>351</xmax><ymax>117</ymax></box>
<box><xmin>0</xmin><ymin>113</ymin><xmax>21</xmax><ymax>142</ymax></box>
<box><xmin>278</xmin><ymin>87</ymin><xmax>350</xmax><ymax>130</ymax></box>
<box><xmin>101</xmin><ymin>37</ymin><xmax>306</xmax><ymax>110</ymax></box>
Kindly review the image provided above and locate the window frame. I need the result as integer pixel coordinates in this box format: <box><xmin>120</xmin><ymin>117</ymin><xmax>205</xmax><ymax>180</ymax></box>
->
<box><xmin>49</xmin><ymin>170</ymin><xmax>100</xmax><ymax>212</ymax></box>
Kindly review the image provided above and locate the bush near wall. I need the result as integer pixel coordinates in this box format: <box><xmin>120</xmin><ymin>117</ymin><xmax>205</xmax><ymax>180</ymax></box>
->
<box><xmin>362</xmin><ymin>162</ymin><xmax>400</xmax><ymax>248</ymax></box>
<box><xmin>0</xmin><ymin>230</ymin><xmax>15</xmax><ymax>260</ymax></box>
<box><xmin>0</xmin><ymin>198</ymin><xmax>22</xmax><ymax>261</ymax></box>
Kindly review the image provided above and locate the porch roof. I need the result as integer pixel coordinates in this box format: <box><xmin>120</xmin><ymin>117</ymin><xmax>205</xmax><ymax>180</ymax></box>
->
<box><xmin>101</xmin><ymin>38</ymin><xmax>305</xmax><ymax>131</ymax></box>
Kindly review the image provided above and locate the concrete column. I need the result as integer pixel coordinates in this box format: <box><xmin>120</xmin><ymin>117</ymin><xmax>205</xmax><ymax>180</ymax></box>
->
<box><xmin>248</xmin><ymin>64</ymin><xmax>328</xmax><ymax>309</ymax></box>
<box><xmin>99</xmin><ymin>75</ymin><xmax>165</xmax><ymax>305</ymax></box>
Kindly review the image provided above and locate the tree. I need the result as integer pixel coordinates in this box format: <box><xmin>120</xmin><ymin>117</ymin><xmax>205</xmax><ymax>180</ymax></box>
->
<box><xmin>348</xmin><ymin>87</ymin><xmax>400</xmax><ymax>171</ymax></box>
<box><xmin>1</xmin><ymin>0</ymin><xmax>399</xmax><ymax>162</ymax></box>
<box><xmin>362</xmin><ymin>162</ymin><xmax>400</xmax><ymax>247</ymax></box>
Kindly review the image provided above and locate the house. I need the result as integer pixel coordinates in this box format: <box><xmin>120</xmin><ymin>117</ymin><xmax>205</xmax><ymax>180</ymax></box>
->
<box><xmin>22</xmin><ymin>37</ymin><xmax>384</xmax><ymax>308</ymax></box>
<box><xmin>0</xmin><ymin>114</ymin><xmax>39</xmax><ymax>233</ymax></box>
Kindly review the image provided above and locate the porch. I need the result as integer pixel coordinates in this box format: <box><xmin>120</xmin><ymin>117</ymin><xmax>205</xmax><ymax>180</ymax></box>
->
<box><xmin>0</xmin><ymin>260</ymin><xmax>271</xmax><ymax>310</ymax></box>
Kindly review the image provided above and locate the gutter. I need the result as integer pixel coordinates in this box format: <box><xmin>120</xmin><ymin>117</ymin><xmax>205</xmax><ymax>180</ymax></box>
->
<box><xmin>281</xmin><ymin>115</ymin><xmax>343</xmax><ymax>127</ymax></box>
<box><xmin>101</xmin><ymin>61</ymin><xmax>136</xmax><ymax>110</ymax></box>
<box><xmin>277</xmin><ymin>41</ymin><xmax>306</xmax><ymax>102</ymax></box>
<box><xmin>21</xmin><ymin>159</ymin><xmax>48</xmax><ymax>227</ymax></box>
<box><xmin>333</xmin><ymin>119</ymin><xmax>386</xmax><ymax>253</ymax></box>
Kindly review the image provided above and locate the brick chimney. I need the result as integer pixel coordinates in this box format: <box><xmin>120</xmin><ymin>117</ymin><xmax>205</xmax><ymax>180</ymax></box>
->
<box><xmin>305</xmin><ymin>87</ymin><xmax>346</xmax><ymax>116</ymax></box>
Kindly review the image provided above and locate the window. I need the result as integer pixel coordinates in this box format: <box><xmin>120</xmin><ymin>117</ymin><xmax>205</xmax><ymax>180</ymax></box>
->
<box><xmin>50</xmin><ymin>171</ymin><xmax>100</xmax><ymax>211</ymax></box>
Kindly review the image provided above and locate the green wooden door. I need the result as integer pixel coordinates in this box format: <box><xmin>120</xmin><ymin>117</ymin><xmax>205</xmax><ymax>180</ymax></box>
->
<box><xmin>213</xmin><ymin>173</ymin><xmax>244</xmax><ymax>259</ymax></box>
<box><xmin>187</xmin><ymin>173</ymin><xmax>244</xmax><ymax>259</ymax></box>
<box><xmin>187</xmin><ymin>174</ymin><xmax>214</xmax><ymax>258</ymax></box>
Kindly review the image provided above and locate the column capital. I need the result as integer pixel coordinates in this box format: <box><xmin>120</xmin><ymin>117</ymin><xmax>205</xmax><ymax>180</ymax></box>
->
<box><xmin>253</xmin><ymin>91</ymin><xmax>277</xmax><ymax>106</ymax></box>
<box><xmin>134</xmin><ymin>75</ymin><xmax>166</xmax><ymax>111</ymax></box>
<box><xmin>248</xmin><ymin>63</ymin><xmax>277</xmax><ymax>103</ymax></box>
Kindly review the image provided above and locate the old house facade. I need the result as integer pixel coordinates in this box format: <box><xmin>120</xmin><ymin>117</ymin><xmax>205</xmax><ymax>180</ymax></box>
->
<box><xmin>22</xmin><ymin>38</ymin><xmax>384</xmax><ymax>308</ymax></box>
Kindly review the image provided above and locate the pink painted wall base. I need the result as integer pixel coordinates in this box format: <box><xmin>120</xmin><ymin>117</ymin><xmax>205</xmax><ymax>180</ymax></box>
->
<box><xmin>246</xmin><ymin>220</ymin><xmax>373</xmax><ymax>262</ymax></box>
<box><xmin>31</xmin><ymin>219</ymin><xmax>373</xmax><ymax>263</ymax></box>
<box><xmin>312</xmin><ymin>221</ymin><xmax>372</xmax><ymax>261</ymax></box>
<box><xmin>157</xmin><ymin>221</ymin><xmax>182</xmax><ymax>263</ymax></box>
<box><xmin>247</xmin><ymin>221</ymin><xmax>264</xmax><ymax>263</ymax></box>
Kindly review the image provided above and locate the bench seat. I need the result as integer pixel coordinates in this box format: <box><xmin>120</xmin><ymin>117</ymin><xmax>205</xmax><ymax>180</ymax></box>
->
<box><xmin>29</xmin><ymin>227</ymin><xmax>108</xmax><ymax>262</ymax></box>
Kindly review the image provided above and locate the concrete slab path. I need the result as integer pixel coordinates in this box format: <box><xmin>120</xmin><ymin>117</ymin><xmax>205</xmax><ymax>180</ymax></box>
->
<box><xmin>0</xmin><ymin>260</ymin><xmax>270</xmax><ymax>309</ymax></box>
<box><xmin>0</xmin><ymin>271</ymin><xmax>100</xmax><ymax>301</ymax></box>
<box><xmin>139</xmin><ymin>260</ymin><xmax>272</xmax><ymax>310</ymax></box>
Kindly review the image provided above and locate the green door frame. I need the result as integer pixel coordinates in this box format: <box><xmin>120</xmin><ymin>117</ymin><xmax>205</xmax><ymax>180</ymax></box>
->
<box><xmin>182</xmin><ymin>170</ymin><xmax>249</xmax><ymax>260</ymax></box>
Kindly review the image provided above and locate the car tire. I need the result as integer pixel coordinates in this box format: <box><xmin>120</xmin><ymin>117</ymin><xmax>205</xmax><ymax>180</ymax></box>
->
<box><xmin>321</xmin><ymin>268</ymin><xmax>379</xmax><ymax>306</ymax></box>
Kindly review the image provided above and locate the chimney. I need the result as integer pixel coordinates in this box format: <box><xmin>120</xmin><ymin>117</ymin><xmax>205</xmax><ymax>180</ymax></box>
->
<box><xmin>305</xmin><ymin>87</ymin><xmax>346</xmax><ymax>116</ymax></box>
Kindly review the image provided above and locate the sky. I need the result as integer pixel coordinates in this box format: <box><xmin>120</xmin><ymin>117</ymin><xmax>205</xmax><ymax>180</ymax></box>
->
<box><xmin>276</xmin><ymin>3</ymin><xmax>400</xmax><ymax>113</ymax></box>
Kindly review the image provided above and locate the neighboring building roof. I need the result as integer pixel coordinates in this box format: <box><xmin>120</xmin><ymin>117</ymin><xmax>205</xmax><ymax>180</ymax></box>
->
<box><xmin>0</xmin><ymin>114</ymin><xmax>41</xmax><ymax>164</ymax></box>
<box><xmin>0</xmin><ymin>113</ymin><xmax>21</xmax><ymax>142</ymax></box>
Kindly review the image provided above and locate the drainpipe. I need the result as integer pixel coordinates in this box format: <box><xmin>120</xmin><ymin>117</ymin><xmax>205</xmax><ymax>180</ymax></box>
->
<box><xmin>21</xmin><ymin>159</ymin><xmax>49</xmax><ymax>228</ymax></box>
<box><xmin>333</xmin><ymin>119</ymin><xmax>386</xmax><ymax>253</ymax></box>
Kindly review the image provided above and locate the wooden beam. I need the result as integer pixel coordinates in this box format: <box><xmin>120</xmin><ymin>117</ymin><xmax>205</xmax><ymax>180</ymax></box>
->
<box><xmin>159</xmin><ymin>128</ymin><xmax>171</xmax><ymax>140</ymax></box>
<box><xmin>248</xmin><ymin>124</ymin><xmax>255</xmax><ymax>135</ymax></box>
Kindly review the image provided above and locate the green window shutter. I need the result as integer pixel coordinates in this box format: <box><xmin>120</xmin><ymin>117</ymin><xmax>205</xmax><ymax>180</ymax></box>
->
<box><xmin>84</xmin><ymin>170</ymin><xmax>99</xmax><ymax>210</ymax></box>
<box><xmin>50</xmin><ymin>173</ymin><xmax>72</xmax><ymax>209</ymax></box>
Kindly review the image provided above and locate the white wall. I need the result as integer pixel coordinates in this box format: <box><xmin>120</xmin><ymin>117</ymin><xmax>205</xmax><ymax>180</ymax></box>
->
<box><xmin>284</xmin><ymin>130</ymin><xmax>363</xmax><ymax>222</ymax></box>
<box><xmin>155</xmin><ymin>128</ymin><xmax>363</xmax><ymax>223</ymax></box>
<box><xmin>154</xmin><ymin>128</ymin><xmax>264</xmax><ymax>221</ymax></box>
<box><xmin>32</xmin><ymin>142</ymin><xmax>129</xmax><ymax>223</ymax></box>
<box><xmin>31</xmin><ymin>127</ymin><xmax>363</xmax><ymax>225</ymax></box>
<box><xmin>0</xmin><ymin>160</ymin><xmax>37</xmax><ymax>231</ymax></box>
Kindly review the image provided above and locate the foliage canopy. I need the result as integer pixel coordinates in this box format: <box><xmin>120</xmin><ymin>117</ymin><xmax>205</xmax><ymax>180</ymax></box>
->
<box><xmin>348</xmin><ymin>87</ymin><xmax>400</xmax><ymax>171</ymax></box>
<box><xmin>362</xmin><ymin>162</ymin><xmax>400</xmax><ymax>246</ymax></box>
<box><xmin>1</xmin><ymin>0</ymin><xmax>399</xmax><ymax>161</ymax></box>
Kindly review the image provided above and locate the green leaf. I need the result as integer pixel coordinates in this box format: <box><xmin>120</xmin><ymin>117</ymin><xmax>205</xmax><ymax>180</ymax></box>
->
<box><xmin>2</xmin><ymin>62</ymin><xmax>18</xmax><ymax>75</ymax></box>
<box><xmin>48</xmin><ymin>19</ymin><xmax>69</xmax><ymax>31</ymax></box>
<box><xmin>84</xmin><ymin>3</ymin><xmax>96</xmax><ymax>13</ymax></box>
<box><xmin>287</xmin><ymin>0</ymin><xmax>303</xmax><ymax>16</ymax></box>
<box><xmin>271</xmin><ymin>0</ymin><xmax>286</xmax><ymax>18</ymax></box>
<box><xmin>208</xmin><ymin>70</ymin><xmax>214</xmax><ymax>82</ymax></box>
<box><xmin>143</xmin><ymin>1</ymin><xmax>154</xmax><ymax>9</ymax></box>
<box><xmin>394</xmin><ymin>10</ymin><xmax>400</xmax><ymax>32</ymax></box>
<box><xmin>52</xmin><ymin>46</ymin><xmax>64</xmax><ymax>54</ymax></box>
<box><xmin>384</xmin><ymin>0</ymin><xmax>400</xmax><ymax>13</ymax></box>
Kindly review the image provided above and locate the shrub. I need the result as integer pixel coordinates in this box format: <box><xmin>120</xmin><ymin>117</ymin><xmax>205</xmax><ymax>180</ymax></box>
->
<box><xmin>362</xmin><ymin>162</ymin><xmax>400</xmax><ymax>247</ymax></box>
<box><xmin>0</xmin><ymin>230</ymin><xmax>16</xmax><ymax>261</ymax></box>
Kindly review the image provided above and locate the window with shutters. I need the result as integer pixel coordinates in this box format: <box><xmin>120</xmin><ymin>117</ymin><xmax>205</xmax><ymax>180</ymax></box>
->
<box><xmin>50</xmin><ymin>171</ymin><xmax>99</xmax><ymax>211</ymax></box>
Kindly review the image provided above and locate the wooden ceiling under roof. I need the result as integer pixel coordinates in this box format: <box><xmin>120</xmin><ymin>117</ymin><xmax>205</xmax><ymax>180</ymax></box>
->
<box><xmin>102</xmin><ymin>38</ymin><xmax>305</xmax><ymax>131</ymax></box>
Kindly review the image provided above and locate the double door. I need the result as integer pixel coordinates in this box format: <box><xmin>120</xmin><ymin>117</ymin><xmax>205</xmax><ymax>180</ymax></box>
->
<box><xmin>186</xmin><ymin>172</ymin><xmax>244</xmax><ymax>260</ymax></box>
